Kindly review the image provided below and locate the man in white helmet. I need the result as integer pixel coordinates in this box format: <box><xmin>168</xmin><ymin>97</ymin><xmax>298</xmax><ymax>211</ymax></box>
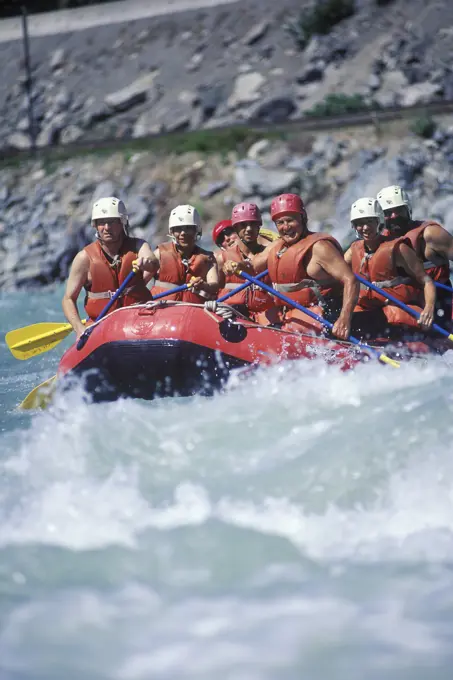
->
<box><xmin>62</xmin><ymin>196</ymin><xmax>159</xmax><ymax>339</ymax></box>
<box><xmin>344</xmin><ymin>196</ymin><xmax>436</xmax><ymax>339</ymax></box>
<box><xmin>377</xmin><ymin>184</ymin><xmax>453</xmax><ymax>327</ymax></box>
<box><xmin>151</xmin><ymin>204</ymin><xmax>219</xmax><ymax>302</ymax></box>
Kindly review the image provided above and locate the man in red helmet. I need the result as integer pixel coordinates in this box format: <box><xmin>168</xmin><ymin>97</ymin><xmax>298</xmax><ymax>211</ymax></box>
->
<box><xmin>226</xmin><ymin>193</ymin><xmax>359</xmax><ymax>340</ymax></box>
<box><xmin>219</xmin><ymin>202</ymin><xmax>279</xmax><ymax>321</ymax></box>
<box><xmin>212</xmin><ymin>219</ymin><xmax>240</xmax><ymax>251</ymax></box>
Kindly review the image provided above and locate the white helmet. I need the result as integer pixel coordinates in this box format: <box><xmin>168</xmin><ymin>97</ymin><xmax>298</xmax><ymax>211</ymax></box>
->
<box><xmin>376</xmin><ymin>185</ymin><xmax>412</xmax><ymax>218</ymax></box>
<box><xmin>91</xmin><ymin>197</ymin><xmax>128</xmax><ymax>228</ymax></box>
<box><xmin>350</xmin><ymin>197</ymin><xmax>384</xmax><ymax>234</ymax></box>
<box><xmin>168</xmin><ymin>204</ymin><xmax>202</xmax><ymax>241</ymax></box>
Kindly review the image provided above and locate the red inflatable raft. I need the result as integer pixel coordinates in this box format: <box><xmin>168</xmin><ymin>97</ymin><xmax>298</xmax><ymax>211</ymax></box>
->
<box><xmin>57</xmin><ymin>301</ymin><xmax>366</xmax><ymax>402</ymax></box>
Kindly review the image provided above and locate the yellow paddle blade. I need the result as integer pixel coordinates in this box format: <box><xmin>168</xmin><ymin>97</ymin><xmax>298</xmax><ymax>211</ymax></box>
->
<box><xmin>378</xmin><ymin>353</ymin><xmax>400</xmax><ymax>368</ymax></box>
<box><xmin>259</xmin><ymin>227</ymin><xmax>279</xmax><ymax>242</ymax></box>
<box><xmin>19</xmin><ymin>375</ymin><xmax>57</xmax><ymax>411</ymax></box>
<box><xmin>6</xmin><ymin>320</ymin><xmax>86</xmax><ymax>360</ymax></box>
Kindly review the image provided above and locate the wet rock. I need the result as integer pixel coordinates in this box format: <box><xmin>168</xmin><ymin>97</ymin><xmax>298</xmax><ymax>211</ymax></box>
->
<box><xmin>401</xmin><ymin>82</ymin><xmax>443</xmax><ymax>107</ymax></box>
<box><xmin>199</xmin><ymin>181</ymin><xmax>229</xmax><ymax>199</ymax></box>
<box><xmin>186</xmin><ymin>53</ymin><xmax>204</xmax><ymax>72</ymax></box>
<box><xmin>235</xmin><ymin>160</ymin><xmax>300</xmax><ymax>197</ymax></box>
<box><xmin>227</xmin><ymin>72</ymin><xmax>265</xmax><ymax>109</ymax></box>
<box><xmin>247</xmin><ymin>139</ymin><xmax>271</xmax><ymax>160</ymax></box>
<box><xmin>396</xmin><ymin>148</ymin><xmax>429</xmax><ymax>188</ymax></box>
<box><xmin>127</xmin><ymin>195</ymin><xmax>151</xmax><ymax>227</ymax></box>
<box><xmin>296</xmin><ymin>62</ymin><xmax>325</xmax><ymax>85</ymax></box>
<box><xmin>6</xmin><ymin>132</ymin><xmax>32</xmax><ymax>150</ymax></box>
<box><xmin>250</xmin><ymin>96</ymin><xmax>296</xmax><ymax>124</ymax></box>
<box><xmin>104</xmin><ymin>72</ymin><xmax>159</xmax><ymax>113</ymax></box>
<box><xmin>242</xmin><ymin>20</ymin><xmax>270</xmax><ymax>46</ymax></box>
<box><xmin>197</xmin><ymin>84</ymin><xmax>224</xmax><ymax>121</ymax></box>
<box><xmin>50</xmin><ymin>48</ymin><xmax>66</xmax><ymax>71</ymax></box>
<box><xmin>60</xmin><ymin>125</ymin><xmax>84</xmax><ymax>145</ymax></box>
<box><xmin>92</xmin><ymin>181</ymin><xmax>117</xmax><ymax>203</ymax></box>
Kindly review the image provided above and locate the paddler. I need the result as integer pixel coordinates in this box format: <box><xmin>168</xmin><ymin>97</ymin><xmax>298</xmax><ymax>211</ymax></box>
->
<box><xmin>217</xmin><ymin>202</ymin><xmax>278</xmax><ymax>321</ymax></box>
<box><xmin>225</xmin><ymin>193</ymin><xmax>359</xmax><ymax>340</ymax></box>
<box><xmin>62</xmin><ymin>197</ymin><xmax>158</xmax><ymax>340</ymax></box>
<box><xmin>151</xmin><ymin>204</ymin><xmax>219</xmax><ymax>302</ymax></box>
<box><xmin>212</xmin><ymin>219</ymin><xmax>240</xmax><ymax>251</ymax></box>
<box><xmin>344</xmin><ymin>196</ymin><xmax>436</xmax><ymax>338</ymax></box>
<box><xmin>377</xmin><ymin>184</ymin><xmax>453</xmax><ymax>327</ymax></box>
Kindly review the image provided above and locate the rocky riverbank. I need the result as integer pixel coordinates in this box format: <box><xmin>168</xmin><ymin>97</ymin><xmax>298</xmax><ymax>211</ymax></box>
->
<box><xmin>2</xmin><ymin>0</ymin><xmax>453</xmax><ymax>152</ymax></box>
<box><xmin>1</xmin><ymin>113</ymin><xmax>453</xmax><ymax>291</ymax></box>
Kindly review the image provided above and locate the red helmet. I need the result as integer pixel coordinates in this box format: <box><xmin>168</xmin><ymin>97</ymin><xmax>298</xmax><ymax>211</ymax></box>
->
<box><xmin>231</xmin><ymin>202</ymin><xmax>262</xmax><ymax>227</ymax></box>
<box><xmin>270</xmin><ymin>193</ymin><xmax>306</xmax><ymax>221</ymax></box>
<box><xmin>212</xmin><ymin>219</ymin><xmax>233</xmax><ymax>245</ymax></box>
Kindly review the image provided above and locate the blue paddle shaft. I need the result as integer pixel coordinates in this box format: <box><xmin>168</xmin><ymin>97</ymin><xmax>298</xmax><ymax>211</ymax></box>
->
<box><xmin>238</xmin><ymin>271</ymin><xmax>387</xmax><ymax>362</ymax></box>
<box><xmin>77</xmin><ymin>269</ymin><xmax>138</xmax><ymax>351</ymax></box>
<box><xmin>217</xmin><ymin>269</ymin><xmax>269</xmax><ymax>303</ymax></box>
<box><xmin>151</xmin><ymin>283</ymin><xmax>188</xmax><ymax>300</ymax></box>
<box><xmin>434</xmin><ymin>281</ymin><xmax>453</xmax><ymax>294</ymax></box>
<box><xmin>354</xmin><ymin>273</ymin><xmax>452</xmax><ymax>340</ymax></box>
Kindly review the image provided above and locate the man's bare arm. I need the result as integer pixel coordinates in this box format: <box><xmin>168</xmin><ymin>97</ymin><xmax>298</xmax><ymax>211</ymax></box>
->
<box><xmin>62</xmin><ymin>250</ymin><xmax>90</xmax><ymax>338</ymax></box>
<box><xmin>396</xmin><ymin>243</ymin><xmax>436</xmax><ymax>329</ymax></box>
<box><xmin>135</xmin><ymin>240</ymin><xmax>159</xmax><ymax>275</ymax></box>
<box><xmin>202</xmin><ymin>256</ymin><xmax>220</xmax><ymax>298</ymax></box>
<box><xmin>311</xmin><ymin>240</ymin><xmax>359</xmax><ymax>340</ymax></box>
<box><xmin>249</xmin><ymin>241</ymin><xmax>275</xmax><ymax>273</ymax></box>
<box><xmin>215</xmin><ymin>251</ymin><xmax>226</xmax><ymax>288</ymax></box>
<box><xmin>343</xmin><ymin>246</ymin><xmax>352</xmax><ymax>265</ymax></box>
<box><xmin>424</xmin><ymin>224</ymin><xmax>453</xmax><ymax>261</ymax></box>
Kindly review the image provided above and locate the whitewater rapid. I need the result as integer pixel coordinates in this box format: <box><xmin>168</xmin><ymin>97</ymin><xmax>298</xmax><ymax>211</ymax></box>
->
<box><xmin>1</xmin><ymin>286</ymin><xmax>453</xmax><ymax>679</ymax></box>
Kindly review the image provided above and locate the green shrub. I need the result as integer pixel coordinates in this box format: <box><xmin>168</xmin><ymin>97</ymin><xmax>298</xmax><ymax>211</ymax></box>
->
<box><xmin>305</xmin><ymin>93</ymin><xmax>370</xmax><ymax>117</ymax></box>
<box><xmin>410</xmin><ymin>115</ymin><xmax>436</xmax><ymax>139</ymax></box>
<box><xmin>285</xmin><ymin>0</ymin><xmax>355</xmax><ymax>49</ymax></box>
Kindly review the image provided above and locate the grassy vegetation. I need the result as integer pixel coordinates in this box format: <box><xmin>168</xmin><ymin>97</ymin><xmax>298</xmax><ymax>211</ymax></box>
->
<box><xmin>409</xmin><ymin>115</ymin><xmax>437</xmax><ymax>139</ymax></box>
<box><xmin>305</xmin><ymin>93</ymin><xmax>371</xmax><ymax>117</ymax></box>
<box><xmin>0</xmin><ymin>107</ymin><xmax>446</xmax><ymax>174</ymax></box>
<box><xmin>0</xmin><ymin>126</ymin><xmax>287</xmax><ymax>171</ymax></box>
<box><xmin>285</xmin><ymin>0</ymin><xmax>355</xmax><ymax>50</ymax></box>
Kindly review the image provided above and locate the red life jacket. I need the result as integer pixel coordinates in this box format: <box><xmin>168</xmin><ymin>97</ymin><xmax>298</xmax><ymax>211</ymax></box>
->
<box><xmin>405</xmin><ymin>221</ymin><xmax>450</xmax><ymax>283</ymax></box>
<box><xmin>151</xmin><ymin>242</ymin><xmax>214</xmax><ymax>303</ymax></box>
<box><xmin>84</xmin><ymin>237</ymin><xmax>151</xmax><ymax>321</ymax></box>
<box><xmin>218</xmin><ymin>244</ymin><xmax>273</xmax><ymax>312</ymax></box>
<box><xmin>350</xmin><ymin>237</ymin><xmax>422</xmax><ymax>323</ymax></box>
<box><xmin>267</xmin><ymin>232</ymin><xmax>343</xmax><ymax>308</ymax></box>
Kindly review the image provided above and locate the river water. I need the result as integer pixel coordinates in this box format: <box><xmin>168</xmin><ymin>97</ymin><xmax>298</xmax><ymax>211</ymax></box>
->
<box><xmin>1</xmin><ymin>284</ymin><xmax>453</xmax><ymax>679</ymax></box>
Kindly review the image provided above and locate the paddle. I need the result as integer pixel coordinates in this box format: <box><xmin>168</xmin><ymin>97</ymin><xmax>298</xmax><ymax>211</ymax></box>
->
<box><xmin>434</xmin><ymin>281</ymin><xmax>453</xmax><ymax>294</ymax></box>
<box><xmin>6</xmin><ymin>282</ymin><xmax>192</xmax><ymax>361</ymax></box>
<box><xmin>355</xmin><ymin>273</ymin><xmax>453</xmax><ymax>343</ymax></box>
<box><xmin>238</xmin><ymin>271</ymin><xmax>400</xmax><ymax>367</ymax></box>
<box><xmin>6</xmin><ymin>320</ymin><xmax>87</xmax><ymax>360</ymax></box>
<box><xmin>19</xmin><ymin>374</ymin><xmax>57</xmax><ymax>411</ymax></box>
<box><xmin>217</xmin><ymin>269</ymin><xmax>268</xmax><ymax>303</ymax></box>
